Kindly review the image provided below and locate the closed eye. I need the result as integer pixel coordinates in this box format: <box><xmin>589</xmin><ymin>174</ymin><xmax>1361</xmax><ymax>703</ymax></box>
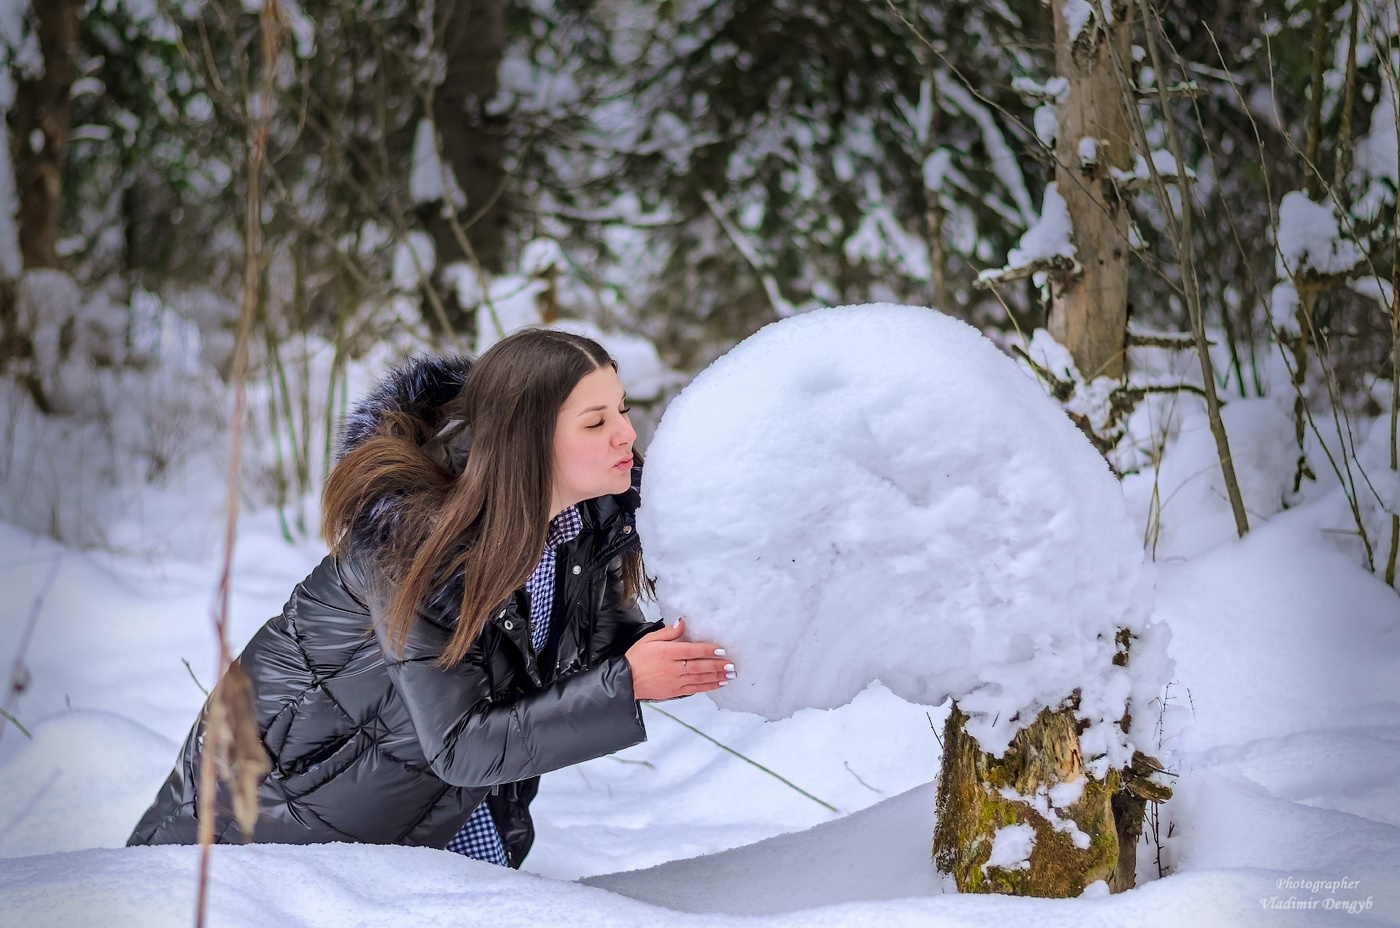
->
<box><xmin>584</xmin><ymin>402</ymin><xmax>630</xmax><ymax>428</ymax></box>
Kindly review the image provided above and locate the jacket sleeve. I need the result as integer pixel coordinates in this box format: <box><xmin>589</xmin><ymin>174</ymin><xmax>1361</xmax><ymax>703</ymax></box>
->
<box><xmin>372</xmin><ymin>593</ymin><xmax>649</xmax><ymax>790</ymax></box>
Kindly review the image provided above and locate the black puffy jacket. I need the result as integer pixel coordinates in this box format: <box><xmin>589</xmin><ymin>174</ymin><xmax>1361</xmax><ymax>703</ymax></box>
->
<box><xmin>128</xmin><ymin>357</ymin><xmax>660</xmax><ymax>867</ymax></box>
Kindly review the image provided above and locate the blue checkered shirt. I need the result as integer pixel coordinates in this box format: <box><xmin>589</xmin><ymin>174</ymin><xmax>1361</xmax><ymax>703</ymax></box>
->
<box><xmin>445</xmin><ymin>505</ymin><xmax>583</xmax><ymax>865</ymax></box>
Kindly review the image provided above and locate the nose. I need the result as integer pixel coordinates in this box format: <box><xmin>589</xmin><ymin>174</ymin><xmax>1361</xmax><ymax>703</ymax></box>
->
<box><xmin>615</xmin><ymin>412</ymin><xmax>637</xmax><ymax>447</ymax></box>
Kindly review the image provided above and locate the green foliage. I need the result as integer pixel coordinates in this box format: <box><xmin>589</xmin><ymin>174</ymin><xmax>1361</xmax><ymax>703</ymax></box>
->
<box><xmin>29</xmin><ymin>0</ymin><xmax>1400</xmax><ymax>399</ymax></box>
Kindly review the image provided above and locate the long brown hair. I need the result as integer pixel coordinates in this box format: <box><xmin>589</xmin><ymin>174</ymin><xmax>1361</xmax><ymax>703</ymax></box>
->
<box><xmin>323</xmin><ymin>329</ymin><xmax>646</xmax><ymax>665</ymax></box>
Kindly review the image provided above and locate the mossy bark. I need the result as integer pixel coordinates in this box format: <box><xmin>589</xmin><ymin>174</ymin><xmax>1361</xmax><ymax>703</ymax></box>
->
<box><xmin>933</xmin><ymin>704</ymin><xmax>1120</xmax><ymax>896</ymax></box>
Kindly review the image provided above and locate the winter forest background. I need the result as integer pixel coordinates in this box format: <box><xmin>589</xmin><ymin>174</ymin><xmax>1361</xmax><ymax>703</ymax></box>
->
<box><xmin>0</xmin><ymin>0</ymin><xmax>1396</xmax><ymax>560</ymax></box>
<box><xmin>0</xmin><ymin>0</ymin><xmax>1398</xmax><ymax>924</ymax></box>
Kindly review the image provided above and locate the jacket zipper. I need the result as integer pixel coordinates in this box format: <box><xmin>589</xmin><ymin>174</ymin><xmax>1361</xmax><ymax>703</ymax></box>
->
<box><xmin>489</xmin><ymin>517</ymin><xmax>638</xmax><ymax>679</ymax></box>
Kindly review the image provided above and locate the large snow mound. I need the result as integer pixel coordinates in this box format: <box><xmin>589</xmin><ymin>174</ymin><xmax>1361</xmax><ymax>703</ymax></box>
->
<box><xmin>638</xmin><ymin>305</ymin><xmax>1167</xmax><ymax>767</ymax></box>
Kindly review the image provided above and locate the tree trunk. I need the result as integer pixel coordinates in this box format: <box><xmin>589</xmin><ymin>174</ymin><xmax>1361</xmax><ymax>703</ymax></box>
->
<box><xmin>933</xmin><ymin>704</ymin><xmax>1120</xmax><ymax>896</ymax></box>
<box><xmin>932</xmin><ymin>8</ymin><xmax>1147</xmax><ymax>898</ymax></box>
<box><xmin>1292</xmin><ymin>0</ymin><xmax>1339</xmax><ymax>488</ymax></box>
<box><xmin>1303</xmin><ymin>0</ymin><xmax>1337</xmax><ymax>201</ymax></box>
<box><xmin>9</xmin><ymin>0</ymin><xmax>79</xmax><ymax>270</ymax></box>
<box><xmin>418</xmin><ymin>0</ymin><xmax>508</xmax><ymax>335</ymax></box>
<box><xmin>925</xmin><ymin>188</ymin><xmax>951</xmax><ymax>312</ymax></box>
<box><xmin>1047</xmin><ymin>0</ymin><xmax>1133</xmax><ymax>382</ymax></box>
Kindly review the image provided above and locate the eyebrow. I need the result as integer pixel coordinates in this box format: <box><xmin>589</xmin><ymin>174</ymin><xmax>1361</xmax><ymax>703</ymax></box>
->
<box><xmin>576</xmin><ymin>397</ymin><xmax>628</xmax><ymax>416</ymax></box>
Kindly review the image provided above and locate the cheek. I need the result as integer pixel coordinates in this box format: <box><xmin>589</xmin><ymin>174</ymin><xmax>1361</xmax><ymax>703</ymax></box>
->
<box><xmin>557</xmin><ymin>432</ymin><xmax>608</xmax><ymax>483</ymax></box>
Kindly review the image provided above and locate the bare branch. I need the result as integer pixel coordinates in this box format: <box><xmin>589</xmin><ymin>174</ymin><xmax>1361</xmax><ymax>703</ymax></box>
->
<box><xmin>701</xmin><ymin>190</ymin><xmax>791</xmax><ymax>316</ymax></box>
<box><xmin>974</xmin><ymin>255</ymin><xmax>1079</xmax><ymax>289</ymax></box>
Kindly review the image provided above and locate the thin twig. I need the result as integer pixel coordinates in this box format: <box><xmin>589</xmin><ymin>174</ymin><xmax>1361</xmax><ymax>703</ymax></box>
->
<box><xmin>1117</xmin><ymin>0</ymin><xmax>1249</xmax><ymax>538</ymax></box>
<box><xmin>926</xmin><ymin>711</ymin><xmax>944</xmax><ymax>750</ymax></box>
<box><xmin>843</xmin><ymin>761</ymin><xmax>883</xmax><ymax>794</ymax></box>
<box><xmin>0</xmin><ymin>709</ymin><xmax>29</xmax><ymax>739</ymax></box>
<box><xmin>644</xmin><ymin>703</ymin><xmax>839</xmax><ymax>813</ymax></box>
<box><xmin>0</xmin><ymin>557</ymin><xmax>61</xmax><ymax>746</ymax></box>
<box><xmin>182</xmin><ymin>658</ymin><xmax>210</xmax><ymax>696</ymax></box>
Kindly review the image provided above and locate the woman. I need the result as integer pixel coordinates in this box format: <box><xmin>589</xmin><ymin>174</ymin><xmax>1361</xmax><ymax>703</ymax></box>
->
<box><xmin>128</xmin><ymin>329</ymin><xmax>732</xmax><ymax>867</ymax></box>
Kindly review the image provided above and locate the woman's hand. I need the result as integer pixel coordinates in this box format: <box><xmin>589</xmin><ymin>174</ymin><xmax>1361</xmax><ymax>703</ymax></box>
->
<box><xmin>624</xmin><ymin>619</ymin><xmax>734</xmax><ymax>700</ymax></box>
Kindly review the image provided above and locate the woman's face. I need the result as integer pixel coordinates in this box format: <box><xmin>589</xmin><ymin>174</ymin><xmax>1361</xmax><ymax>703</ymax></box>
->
<box><xmin>551</xmin><ymin>365</ymin><xmax>636</xmax><ymax>515</ymax></box>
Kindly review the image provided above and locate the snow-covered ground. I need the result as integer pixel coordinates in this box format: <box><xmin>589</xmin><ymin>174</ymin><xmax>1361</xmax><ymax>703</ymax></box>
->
<box><xmin>2</xmin><ymin>462</ymin><xmax>1395</xmax><ymax>927</ymax></box>
<box><xmin>1</xmin><ymin>319</ymin><xmax>1398</xmax><ymax>926</ymax></box>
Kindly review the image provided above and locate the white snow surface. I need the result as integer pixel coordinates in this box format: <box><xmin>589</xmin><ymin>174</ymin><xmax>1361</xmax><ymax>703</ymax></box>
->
<box><xmin>3</xmin><ymin>493</ymin><xmax>1398</xmax><ymax>925</ymax></box>
<box><xmin>1122</xmin><ymin>399</ymin><xmax>1297</xmax><ymax>562</ymax></box>
<box><xmin>1003</xmin><ymin>183</ymin><xmax>1076</xmax><ymax>273</ymax></box>
<box><xmin>843</xmin><ymin>205</ymin><xmax>932</xmax><ymax>282</ymax></box>
<box><xmin>1276</xmin><ymin>191</ymin><xmax>1363</xmax><ymax>277</ymax></box>
<box><xmin>409</xmin><ymin>118</ymin><xmax>467</xmax><ymax>209</ymax></box>
<box><xmin>3</xmin><ymin>349</ymin><xmax>1400</xmax><ymax>924</ymax></box>
<box><xmin>390</xmin><ymin>230</ymin><xmax>436</xmax><ymax>291</ymax></box>
<box><xmin>1011</xmin><ymin>76</ymin><xmax>1069</xmax><ymax>102</ymax></box>
<box><xmin>1351</xmin><ymin>274</ymin><xmax>1396</xmax><ymax>310</ymax></box>
<box><xmin>1270</xmin><ymin>280</ymin><xmax>1302</xmax><ymax>334</ymax></box>
<box><xmin>922</xmin><ymin>149</ymin><xmax>953</xmax><ymax>192</ymax></box>
<box><xmin>1065</xmin><ymin>0</ymin><xmax>1094</xmax><ymax>43</ymax></box>
<box><xmin>637</xmin><ymin>305</ymin><xmax>1166</xmax><ymax>769</ymax></box>
<box><xmin>440</xmin><ymin>269</ymin><xmax>678</xmax><ymax>403</ymax></box>
<box><xmin>984</xmin><ymin>823</ymin><xmax>1036</xmax><ymax>872</ymax></box>
<box><xmin>1034</xmin><ymin>104</ymin><xmax>1058</xmax><ymax>146</ymax></box>
<box><xmin>1354</xmin><ymin>77</ymin><xmax>1398</xmax><ymax>220</ymax></box>
<box><xmin>1110</xmin><ymin>150</ymin><xmax>1193</xmax><ymax>183</ymax></box>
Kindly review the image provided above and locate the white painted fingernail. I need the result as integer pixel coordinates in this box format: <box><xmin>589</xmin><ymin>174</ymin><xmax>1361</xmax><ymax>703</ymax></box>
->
<box><xmin>726</xmin><ymin>671</ymin><xmax>737</xmax><ymax>680</ymax></box>
<box><xmin>714</xmin><ymin>648</ymin><xmax>726</xmax><ymax>656</ymax></box>
<box><xmin>724</xmin><ymin>663</ymin><xmax>735</xmax><ymax>672</ymax></box>
<box><xmin>719</xmin><ymin>680</ymin><xmax>729</xmax><ymax>686</ymax></box>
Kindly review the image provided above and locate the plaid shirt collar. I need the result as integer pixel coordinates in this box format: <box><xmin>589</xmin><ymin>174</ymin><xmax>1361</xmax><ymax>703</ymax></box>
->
<box><xmin>547</xmin><ymin>505</ymin><xmax>583</xmax><ymax>548</ymax></box>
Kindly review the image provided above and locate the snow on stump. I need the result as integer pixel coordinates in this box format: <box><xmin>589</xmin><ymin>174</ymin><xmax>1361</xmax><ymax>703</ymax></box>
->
<box><xmin>638</xmin><ymin>304</ymin><xmax>1170</xmax><ymax>896</ymax></box>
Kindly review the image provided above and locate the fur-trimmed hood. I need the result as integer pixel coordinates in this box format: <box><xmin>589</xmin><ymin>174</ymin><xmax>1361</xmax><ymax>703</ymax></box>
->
<box><xmin>335</xmin><ymin>355</ymin><xmax>473</xmax><ymax>565</ymax></box>
<box><xmin>339</xmin><ymin>354</ymin><xmax>474</xmax><ymax>459</ymax></box>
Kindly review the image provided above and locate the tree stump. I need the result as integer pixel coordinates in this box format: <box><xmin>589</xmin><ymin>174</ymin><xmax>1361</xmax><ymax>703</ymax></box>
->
<box><xmin>933</xmin><ymin>703</ymin><xmax>1120</xmax><ymax>896</ymax></box>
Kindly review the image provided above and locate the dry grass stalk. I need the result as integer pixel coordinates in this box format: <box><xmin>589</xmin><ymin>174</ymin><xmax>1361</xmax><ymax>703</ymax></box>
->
<box><xmin>193</xmin><ymin>2</ymin><xmax>282</xmax><ymax>926</ymax></box>
<box><xmin>0</xmin><ymin>558</ymin><xmax>60</xmax><ymax>745</ymax></box>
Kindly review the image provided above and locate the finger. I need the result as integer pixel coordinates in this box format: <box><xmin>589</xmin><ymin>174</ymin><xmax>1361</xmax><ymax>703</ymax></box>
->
<box><xmin>640</xmin><ymin>621</ymin><xmax>685</xmax><ymax>643</ymax></box>
<box><xmin>676</xmin><ymin>680</ymin><xmax>727</xmax><ymax>695</ymax></box>
<box><xmin>661</xmin><ymin>641</ymin><xmax>730</xmax><ymax>660</ymax></box>
<box><xmin>675</xmin><ymin>669</ymin><xmax>730</xmax><ymax>687</ymax></box>
<box><xmin>677</xmin><ymin>658</ymin><xmax>731</xmax><ymax>677</ymax></box>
